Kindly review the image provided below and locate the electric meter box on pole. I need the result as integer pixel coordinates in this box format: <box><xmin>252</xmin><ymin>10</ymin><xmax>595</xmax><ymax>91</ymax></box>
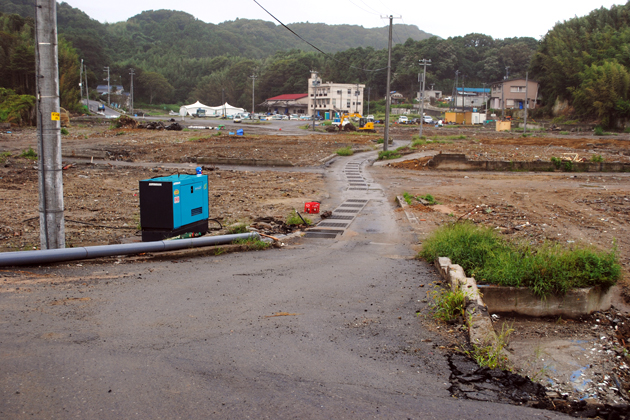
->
<box><xmin>139</xmin><ymin>174</ymin><xmax>209</xmax><ymax>241</ymax></box>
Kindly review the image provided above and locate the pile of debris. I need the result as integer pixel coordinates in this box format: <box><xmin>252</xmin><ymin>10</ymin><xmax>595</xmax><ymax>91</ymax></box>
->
<box><xmin>249</xmin><ymin>217</ymin><xmax>302</xmax><ymax>235</ymax></box>
<box><xmin>137</xmin><ymin>121</ymin><xmax>183</xmax><ymax>131</ymax></box>
<box><xmin>114</xmin><ymin>115</ymin><xmax>138</xmax><ymax>129</ymax></box>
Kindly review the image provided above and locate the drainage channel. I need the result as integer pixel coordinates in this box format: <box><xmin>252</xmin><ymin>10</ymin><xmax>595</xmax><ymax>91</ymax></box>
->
<box><xmin>304</xmin><ymin>158</ymin><xmax>371</xmax><ymax>239</ymax></box>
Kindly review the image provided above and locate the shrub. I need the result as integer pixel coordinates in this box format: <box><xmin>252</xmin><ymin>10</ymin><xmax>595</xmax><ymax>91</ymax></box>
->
<box><xmin>402</xmin><ymin>192</ymin><xmax>414</xmax><ymax>205</ymax></box>
<box><xmin>336</xmin><ymin>147</ymin><xmax>353</xmax><ymax>156</ymax></box>
<box><xmin>419</xmin><ymin>222</ymin><xmax>621</xmax><ymax>297</ymax></box>
<box><xmin>590</xmin><ymin>154</ymin><xmax>604</xmax><ymax>162</ymax></box>
<box><xmin>550</xmin><ymin>156</ymin><xmax>562</xmax><ymax>169</ymax></box>
<box><xmin>60</xmin><ymin>127</ymin><xmax>69</xmax><ymax>135</ymax></box>
<box><xmin>419</xmin><ymin>194</ymin><xmax>437</xmax><ymax>204</ymax></box>
<box><xmin>594</xmin><ymin>126</ymin><xmax>605</xmax><ymax>136</ymax></box>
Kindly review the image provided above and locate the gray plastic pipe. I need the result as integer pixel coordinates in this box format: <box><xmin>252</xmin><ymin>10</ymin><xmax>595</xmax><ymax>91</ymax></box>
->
<box><xmin>0</xmin><ymin>232</ymin><xmax>260</xmax><ymax>266</ymax></box>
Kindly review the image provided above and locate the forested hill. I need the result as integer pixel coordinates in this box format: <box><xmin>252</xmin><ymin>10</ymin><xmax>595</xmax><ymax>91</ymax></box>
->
<box><xmin>0</xmin><ymin>0</ymin><xmax>433</xmax><ymax>70</ymax></box>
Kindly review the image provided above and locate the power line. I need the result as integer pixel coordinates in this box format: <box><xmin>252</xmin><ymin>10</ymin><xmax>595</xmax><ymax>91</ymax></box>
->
<box><xmin>358</xmin><ymin>0</ymin><xmax>383</xmax><ymax>15</ymax></box>
<box><xmin>252</xmin><ymin>0</ymin><xmax>387</xmax><ymax>73</ymax></box>
<box><xmin>347</xmin><ymin>0</ymin><xmax>380</xmax><ymax>15</ymax></box>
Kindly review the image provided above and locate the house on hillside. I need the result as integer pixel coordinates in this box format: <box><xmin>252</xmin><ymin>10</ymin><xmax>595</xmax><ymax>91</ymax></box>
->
<box><xmin>308</xmin><ymin>71</ymin><xmax>365</xmax><ymax>117</ymax></box>
<box><xmin>259</xmin><ymin>94</ymin><xmax>308</xmax><ymax>115</ymax></box>
<box><xmin>489</xmin><ymin>78</ymin><xmax>539</xmax><ymax>110</ymax></box>
<box><xmin>387</xmin><ymin>92</ymin><xmax>405</xmax><ymax>104</ymax></box>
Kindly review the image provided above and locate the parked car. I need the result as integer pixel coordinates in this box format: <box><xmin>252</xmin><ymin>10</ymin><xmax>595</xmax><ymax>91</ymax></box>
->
<box><xmin>398</xmin><ymin>116</ymin><xmax>409</xmax><ymax>124</ymax></box>
<box><xmin>410</xmin><ymin>118</ymin><xmax>420</xmax><ymax>124</ymax></box>
<box><xmin>271</xmin><ymin>114</ymin><xmax>283</xmax><ymax>120</ymax></box>
<box><xmin>300</xmin><ymin>115</ymin><xmax>313</xmax><ymax>121</ymax></box>
<box><xmin>290</xmin><ymin>114</ymin><xmax>300</xmax><ymax>120</ymax></box>
<box><xmin>366</xmin><ymin>115</ymin><xmax>375</xmax><ymax>122</ymax></box>
<box><xmin>423</xmin><ymin>115</ymin><xmax>433</xmax><ymax>124</ymax></box>
<box><xmin>281</xmin><ymin>115</ymin><xmax>289</xmax><ymax>120</ymax></box>
<box><xmin>233</xmin><ymin>114</ymin><xmax>242</xmax><ymax>123</ymax></box>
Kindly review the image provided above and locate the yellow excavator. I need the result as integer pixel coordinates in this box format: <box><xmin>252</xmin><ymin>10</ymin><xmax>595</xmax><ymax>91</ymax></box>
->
<box><xmin>337</xmin><ymin>113</ymin><xmax>376</xmax><ymax>133</ymax></box>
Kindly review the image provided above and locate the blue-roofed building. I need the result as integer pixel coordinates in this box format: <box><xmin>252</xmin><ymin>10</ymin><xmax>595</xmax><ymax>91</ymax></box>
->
<box><xmin>454</xmin><ymin>87</ymin><xmax>491</xmax><ymax>109</ymax></box>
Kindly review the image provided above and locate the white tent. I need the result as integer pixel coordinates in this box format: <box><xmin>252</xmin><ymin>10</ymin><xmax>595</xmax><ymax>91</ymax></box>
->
<box><xmin>179</xmin><ymin>101</ymin><xmax>214</xmax><ymax>117</ymax></box>
<box><xmin>209</xmin><ymin>103</ymin><xmax>246</xmax><ymax>117</ymax></box>
<box><xmin>179</xmin><ymin>101</ymin><xmax>246</xmax><ymax>117</ymax></box>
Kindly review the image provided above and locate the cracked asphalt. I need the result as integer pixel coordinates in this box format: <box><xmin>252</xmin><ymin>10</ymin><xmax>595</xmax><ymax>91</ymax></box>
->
<box><xmin>0</xmin><ymin>152</ymin><xmax>569</xmax><ymax>419</ymax></box>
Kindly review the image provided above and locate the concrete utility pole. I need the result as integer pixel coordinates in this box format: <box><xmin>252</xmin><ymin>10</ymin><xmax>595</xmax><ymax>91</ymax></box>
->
<box><xmin>84</xmin><ymin>62</ymin><xmax>89</xmax><ymax>110</ymax></box>
<box><xmin>79</xmin><ymin>58</ymin><xmax>83</xmax><ymax>106</ymax></box>
<box><xmin>381</xmin><ymin>14</ymin><xmax>400</xmax><ymax>152</ymax></box>
<box><xmin>222</xmin><ymin>88</ymin><xmax>226</xmax><ymax>118</ymax></box>
<box><xmin>104</xmin><ymin>66</ymin><xmax>110</xmax><ymax>106</ymax></box>
<box><xmin>482</xmin><ymin>82</ymin><xmax>487</xmax><ymax>111</ymax></box>
<box><xmin>502</xmin><ymin>66</ymin><xmax>509</xmax><ymax>119</ymax></box>
<box><xmin>451</xmin><ymin>70</ymin><xmax>459</xmax><ymax>112</ymax></box>
<box><xmin>355</xmin><ymin>83</ymin><xmax>359</xmax><ymax>114</ymax></box>
<box><xmin>250</xmin><ymin>71</ymin><xmax>257</xmax><ymax>118</ymax></box>
<box><xmin>129</xmin><ymin>68</ymin><xmax>135</xmax><ymax>116</ymax></box>
<box><xmin>524</xmin><ymin>71</ymin><xmax>529</xmax><ymax>133</ymax></box>
<box><xmin>367</xmin><ymin>86</ymin><xmax>370</xmax><ymax>115</ymax></box>
<box><xmin>418</xmin><ymin>58</ymin><xmax>431</xmax><ymax>138</ymax></box>
<box><xmin>35</xmin><ymin>0</ymin><xmax>65</xmax><ymax>249</ymax></box>
<box><xmin>461</xmin><ymin>75</ymin><xmax>465</xmax><ymax>113</ymax></box>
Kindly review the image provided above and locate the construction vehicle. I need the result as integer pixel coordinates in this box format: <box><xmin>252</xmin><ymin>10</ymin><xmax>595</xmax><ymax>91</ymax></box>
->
<box><xmin>334</xmin><ymin>113</ymin><xmax>376</xmax><ymax>133</ymax></box>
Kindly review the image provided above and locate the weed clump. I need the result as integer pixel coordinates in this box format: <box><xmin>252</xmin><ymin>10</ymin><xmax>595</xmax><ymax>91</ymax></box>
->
<box><xmin>419</xmin><ymin>222</ymin><xmax>621</xmax><ymax>297</ymax></box>
<box><xmin>429</xmin><ymin>288</ymin><xmax>466</xmax><ymax>323</ymax></box>
<box><xmin>19</xmin><ymin>147</ymin><xmax>37</xmax><ymax>160</ymax></box>
<box><xmin>336</xmin><ymin>147</ymin><xmax>353</xmax><ymax>156</ymax></box>
<box><xmin>232</xmin><ymin>236</ymin><xmax>270</xmax><ymax>250</ymax></box>
<box><xmin>378</xmin><ymin>150</ymin><xmax>401</xmax><ymax>160</ymax></box>
<box><xmin>286</xmin><ymin>210</ymin><xmax>311</xmax><ymax>226</ymax></box>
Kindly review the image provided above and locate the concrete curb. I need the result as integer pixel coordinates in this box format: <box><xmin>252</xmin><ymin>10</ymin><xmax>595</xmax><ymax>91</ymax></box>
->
<box><xmin>395</xmin><ymin>196</ymin><xmax>421</xmax><ymax>235</ymax></box>
<box><xmin>434</xmin><ymin>257</ymin><xmax>498</xmax><ymax>348</ymax></box>
<box><xmin>319</xmin><ymin>154</ymin><xmax>337</xmax><ymax>164</ymax></box>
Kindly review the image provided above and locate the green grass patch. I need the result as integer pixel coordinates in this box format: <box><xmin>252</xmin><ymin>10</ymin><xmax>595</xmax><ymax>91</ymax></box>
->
<box><xmin>594</xmin><ymin>126</ymin><xmax>605</xmax><ymax>136</ymax></box>
<box><xmin>432</xmin><ymin>135</ymin><xmax>466</xmax><ymax>140</ymax></box>
<box><xmin>402</xmin><ymin>191</ymin><xmax>414</xmax><ymax>205</ymax></box>
<box><xmin>463</xmin><ymin>322</ymin><xmax>513</xmax><ymax>370</ymax></box>
<box><xmin>286</xmin><ymin>210</ymin><xmax>312</xmax><ymax>226</ymax></box>
<box><xmin>378</xmin><ymin>150</ymin><xmax>401</xmax><ymax>160</ymax></box>
<box><xmin>418</xmin><ymin>222</ymin><xmax>621</xmax><ymax>297</ymax></box>
<box><xmin>559</xmin><ymin>131</ymin><xmax>569</xmax><ymax>135</ymax></box>
<box><xmin>232</xmin><ymin>236</ymin><xmax>270</xmax><ymax>250</ymax></box>
<box><xmin>0</xmin><ymin>151</ymin><xmax>11</xmax><ymax>163</ymax></box>
<box><xmin>19</xmin><ymin>147</ymin><xmax>37</xmax><ymax>160</ymax></box>
<box><xmin>336</xmin><ymin>147</ymin><xmax>353</xmax><ymax>156</ymax></box>
<box><xmin>376</xmin><ymin>138</ymin><xmax>384</xmax><ymax>144</ymax></box>
<box><xmin>60</xmin><ymin>127</ymin><xmax>69</xmax><ymax>135</ymax></box>
<box><xmin>590</xmin><ymin>154</ymin><xmax>604</xmax><ymax>163</ymax></box>
<box><xmin>429</xmin><ymin>288</ymin><xmax>466</xmax><ymax>323</ymax></box>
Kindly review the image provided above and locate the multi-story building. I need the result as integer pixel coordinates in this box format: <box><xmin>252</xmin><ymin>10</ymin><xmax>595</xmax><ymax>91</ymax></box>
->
<box><xmin>308</xmin><ymin>71</ymin><xmax>365</xmax><ymax>117</ymax></box>
<box><xmin>490</xmin><ymin>78</ymin><xmax>539</xmax><ymax>110</ymax></box>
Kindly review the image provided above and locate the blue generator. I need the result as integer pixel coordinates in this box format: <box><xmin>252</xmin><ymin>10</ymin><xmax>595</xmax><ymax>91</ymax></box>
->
<box><xmin>139</xmin><ymin>174</ymin><xmax>209</xmax><ymax>241</ymax></box>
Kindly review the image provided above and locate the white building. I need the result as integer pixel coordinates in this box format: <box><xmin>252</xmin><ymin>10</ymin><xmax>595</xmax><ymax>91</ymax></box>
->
<box><xmin>308</xmin><ymin>71</ymin><xmax>365</xmax><ymax>117</ymax></box>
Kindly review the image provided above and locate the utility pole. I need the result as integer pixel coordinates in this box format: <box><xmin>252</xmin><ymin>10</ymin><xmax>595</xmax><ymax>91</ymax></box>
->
<box><xmin>418</xmin><ymin>58</ymin><xmax>431</xmax><ymax>138</ymax></box>
<box><xmin>104</xmin><ymin>66</ymin><xmax>110</xmax><ymax>106</ymax></box>
<box><xmin>84</xmin><ymin>63</ymin><xmax>89</xmax><ymax>110</ymax></box>
<box><xmin>79</xmin><ymin>58</ymin><xmax>83</xmax><ymax>107</ymax></box>
<box><xmin>250</xmin><ymin>71</ymin><xmax>257</xmax><ymax>118</ymax></box>
<box><xmin>461</xmin><ymin>75</ymin><xmax>466</xmax><ymax>113</ymax></box>
<box><xmin>502</xmin><ymin>66</ymin><xmax>509</xmax><ymax>119</ymax></box>
<box><xmin>451</xmin><ymin>70</ymin><xmax>459</xmax><ymax>112</ymax></box>
<box><xmin>524</xmin><ymin>71</ymin><xmax>529</xmax><ymax>133</ymax></box>
<box><xmin>222</xmin><ymin>88</ymin><xmax>225</xmax><ymax>118</ymax></box>
<box><xmin>355</xmin><ymin>83</ymin><xmax>359</xmax><ymax>114</ymax></box>
<box><xmin>35</xmin><ymin>0</ymin><xmax>64</xmax><ymax>249</ymax></box>
<box><xmin>482</xmin><ymin>82</ymin><xmax>487</xmax><ymax>111</ymax></box>
<box><xmin>381</xmin><ymin>14</ymin><xmax>400</xmax><ymax>152</ymax></box>
<box><xmin>129</xmin><ymin>68</ymin><xmax>135</xmax><ymax>116</ymax></box>
<box><xmin>367</xmin><ymin>86</ymin><xmax>370</xmax><ymax>115</ymax></box>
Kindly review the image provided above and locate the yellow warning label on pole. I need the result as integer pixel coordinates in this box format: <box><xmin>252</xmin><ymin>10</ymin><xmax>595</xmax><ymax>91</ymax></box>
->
<box><xmin>51</xmin><ymin>112</ymin><xmax>60</xmax><ymax>121</ymax></box>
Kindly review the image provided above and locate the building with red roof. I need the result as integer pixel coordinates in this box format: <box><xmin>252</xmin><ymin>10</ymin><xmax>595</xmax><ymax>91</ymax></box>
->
<box><xmin>260</xmin><ymin>93</ymin><xmax>308</xmax><ymax>115</ymax></box>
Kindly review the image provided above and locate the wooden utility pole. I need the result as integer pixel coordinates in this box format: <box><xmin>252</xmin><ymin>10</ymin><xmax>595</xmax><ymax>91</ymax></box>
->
<box><xmin>35</xmin><ymin>0</ymin><xmax>65</xmax><ymax>249</ymax></box>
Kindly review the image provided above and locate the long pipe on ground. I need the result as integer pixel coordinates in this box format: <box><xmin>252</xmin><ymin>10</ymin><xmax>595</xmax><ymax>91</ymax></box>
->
<box><xmin>0</xmin><ymin>233</ymin><xmax>260</xmax><ymax>266</ymax></box>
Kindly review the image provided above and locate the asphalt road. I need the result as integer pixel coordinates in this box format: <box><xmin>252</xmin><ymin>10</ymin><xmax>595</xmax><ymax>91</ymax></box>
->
<box><xmin>0</xmin><ymin>153</ymin><xmax>568</xmax><ymax>419</ymax></box>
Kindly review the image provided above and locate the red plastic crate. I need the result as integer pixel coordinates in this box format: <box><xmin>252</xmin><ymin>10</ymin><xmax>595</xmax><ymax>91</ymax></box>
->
<box><xmin>304</xmin><ymin>202</ymin><xmax>320</xmax><ymax>214</ymax></box>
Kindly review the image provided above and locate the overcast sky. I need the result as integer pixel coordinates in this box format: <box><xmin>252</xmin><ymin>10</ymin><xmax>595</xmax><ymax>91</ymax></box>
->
<box><xmin>61</xmin><ymin>0</ymin><xmax>626</xmax><ymax>41</ymax></box>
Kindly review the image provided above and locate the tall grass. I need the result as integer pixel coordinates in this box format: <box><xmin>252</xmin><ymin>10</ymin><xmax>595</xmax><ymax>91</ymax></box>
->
<box><xmin>419</xmin><ymin>222</ymin><xmax>621</xmax><ymax>297</ymax></box>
